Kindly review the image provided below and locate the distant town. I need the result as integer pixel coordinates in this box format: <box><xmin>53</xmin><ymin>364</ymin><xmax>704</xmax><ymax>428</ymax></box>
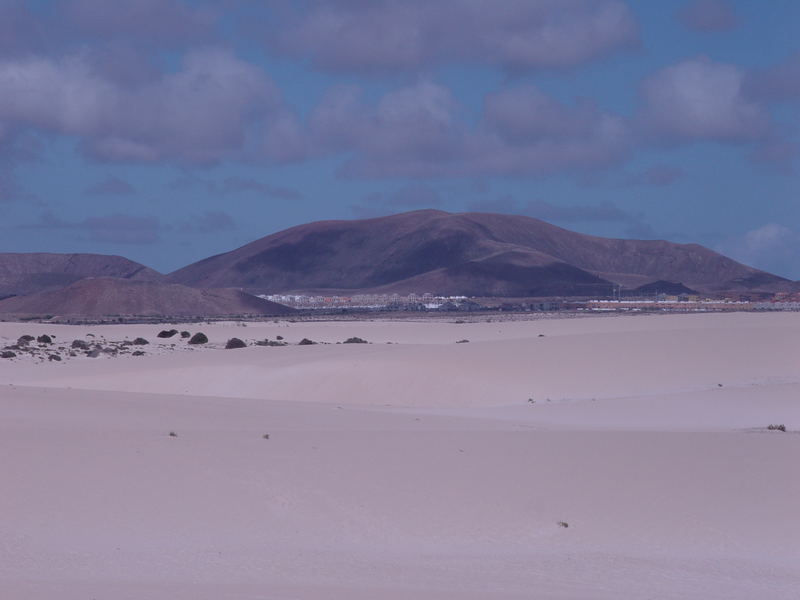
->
<box><xmin>261</xmin><ymin>291</ymin><xmax>800</xmax><ymax>314</ymax></box>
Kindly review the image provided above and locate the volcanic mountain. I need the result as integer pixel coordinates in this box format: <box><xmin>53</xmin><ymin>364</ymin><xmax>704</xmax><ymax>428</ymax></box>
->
<box><xmin>0</xmin><ymin>277</ymin><xmax>294</xmax><ymax>318</ymax></box>
<box><xmin>0</xmin><ymin>253</ymin><xmax>161</xmax><ymax>299</ymax></box>
<box><xmin>167</xmin><ymin>210</ymin><xmax>791</xmax><ymax>297</ymax></box>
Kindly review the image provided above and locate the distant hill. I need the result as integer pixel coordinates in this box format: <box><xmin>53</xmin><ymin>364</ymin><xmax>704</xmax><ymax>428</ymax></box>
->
<box><xmin>167</xmin><ymin>210</ymin><xmax>792</xmax><ymax>296</ymax></box>
<box><xmin>0</xmin><ymin>277</ymin><xmax>294</xmax><ymax>318</ymax></box>
<box><xmin>0</xmin><ymin>253</ymin><xmax>162</xmax><ymax>298</ymax></box>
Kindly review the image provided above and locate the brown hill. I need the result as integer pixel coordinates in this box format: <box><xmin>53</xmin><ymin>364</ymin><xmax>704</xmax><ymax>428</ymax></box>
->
<box><xmin>0</xmin><ymin>253</ymin><xmax>161</xmax><ymax>299</ymax></box>
<box><xmin>167</xmin><ymin>210</ymin><xmax>791</xmax><ymax>296</ymax></box>
<box><xmin>0</xmin><ymin>277</ymin><xmax>294</xmax><ymax>318</ymax></box>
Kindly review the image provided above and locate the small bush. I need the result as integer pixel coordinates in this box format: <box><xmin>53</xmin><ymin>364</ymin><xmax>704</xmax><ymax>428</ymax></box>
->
<box><xmin>225</xmin><ymin>337</ymin><xmax>247</xmax><ymax>349</ymax></box>
<box><xmin>767</xmin><ymin>424</ymin><xmax>787</xmax><ymax>432</ymax></box>
<box><xmin>343</xmin><ymin>337</ymin><xmax>368</xmax><ymax>344</ymax></box>
<box><xmin>298</xmin><ymin>338</ymin><xmax>317</xmax><ymax>345</ymax></box>
<box><xmin>188</xmin><ymin>332</ymin><xmax>208</xmax><ymax>345</ymax></box>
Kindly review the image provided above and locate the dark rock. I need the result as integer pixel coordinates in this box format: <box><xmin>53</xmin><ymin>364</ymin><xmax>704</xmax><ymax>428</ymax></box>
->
<box><xmin>188</xmin><ymin>332</ymin><xmax>208</xmax><ymax>345</ymax></box>
<box><xmin>37</xmin><ymin>334</ymin><xmax>53</xmax><ymax>344</ymax></box>
<box><xmin>157</xmin><ymin>329</ymin><xmax>179</xmax><ymax>338</ymax></box>
<box><xmin>225</xmin><ymin>337</ymin><xmax>247</xmax><ymax>349</ymax></box>
<box><xmin>276</xmin><ymin>335</ymin><xmax>284</xmax><ymax>340</ymax></box>
<box><xmin>180</xmin><ymin>331</ymin><xmax>191</xmax><ymax>338</ymax></box>
<box><xmin>86</xmin><ymin>349</ymin><xmax>101</xmax><ymax>358</ymax></box>
<box><xmin>132</xmin><ymin>350</ymin><xmax>145</xmax><ymax>356</ymax></box>
<box><xmin>132</xmin><ymin>337</ymin><xmax>149</xmax><ymax>345</ymax></box>
<box><xmin>343</xmin><ymin>337</ymin><xmax>368</xmax><ymax>344</ymax></box>
<box><xmin>455</xmin><ymin>339</ymin><xmax>470</xmax><ymax>343</ymax></box>
<box><xmin>17</xmin><ymin>335</ymin><xmax>34</xmax><ymax>345</ymax></box>
<box><xmin>255</xmin><ymin>339</ymin><xmax>287</xmax><ymax>347</ymax></box>
<box><xmin>1</xmin><ymin>350</ymin><xmax>16</xmax><ymax>358</ymax></box>
<box><xmin>71</xmin><ymin>339</ymin><xmax>90</xmax><ymax>350</ymax></box>
<box><xmin>48</xmin><ymin>354</ymin><xmax>62</xmax><ymax>361</ymax></box>
<box><xmin>298</xmin><ymin>338</ymin><xmax>317</xmax><ymax>345</ymax></box>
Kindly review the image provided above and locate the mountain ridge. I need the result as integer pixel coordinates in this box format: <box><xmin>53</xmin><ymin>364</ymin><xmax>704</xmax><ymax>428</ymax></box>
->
<box><xmin>0</xmin><ymin>252</ymin><xmax>162</xmax><ymax>298</ymax></box>
<box><xmin>166</xmin><ymin>210</ymin><xmax>792</xmax><ymax>296</ymax></box>
<box><xmin>0</xmin><ymin>277</ymin><xmax>295</xmax><ymax>318</ymax></box>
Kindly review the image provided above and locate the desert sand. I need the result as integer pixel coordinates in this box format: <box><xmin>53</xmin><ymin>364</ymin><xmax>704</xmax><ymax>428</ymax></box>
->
<box><xmin>1</xmin><ymin>312</ymin><xmax>799</xmax><ymax>599</ymax></box>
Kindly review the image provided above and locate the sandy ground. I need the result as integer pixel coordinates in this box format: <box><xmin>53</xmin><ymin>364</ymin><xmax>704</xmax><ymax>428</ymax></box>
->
<box><xmin>1</xmin><ymin>312</ymin><xmax>799</xmax><ymax>599</ymax></box>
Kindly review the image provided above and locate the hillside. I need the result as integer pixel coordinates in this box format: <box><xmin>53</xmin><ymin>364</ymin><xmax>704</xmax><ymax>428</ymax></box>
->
<box><xmin>167</xmin><ymin>210</ymin><xmax>791</xmax><ymax>296</ymax></box>
<box><xmin>0</xmin><ymin>277</ymin><xmax>294</xmax><ymax>318</ymax></box>
<box><xmin>0</xmin><ymin>253</ymin><xmax>162</xmax><ymax>299</ymax></box>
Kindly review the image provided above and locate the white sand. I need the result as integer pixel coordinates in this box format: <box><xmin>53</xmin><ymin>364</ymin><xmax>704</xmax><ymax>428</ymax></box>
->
<box><xmin>1</xmin><ymin>312</ymin><xmax>798</xmax><ymax>599</ymax></box>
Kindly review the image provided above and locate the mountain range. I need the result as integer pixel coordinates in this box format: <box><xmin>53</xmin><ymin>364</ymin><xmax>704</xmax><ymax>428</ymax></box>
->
<box><xmin>0</xmin><ymin>210</ymin><xmax>794</xmax><ymax>316</ymax></box>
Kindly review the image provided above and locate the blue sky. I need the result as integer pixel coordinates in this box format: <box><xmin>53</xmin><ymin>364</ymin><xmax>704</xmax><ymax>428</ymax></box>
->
<box><xmin>0</xmin><ymin>0</ymin><xmax>798</xmax><ymax>277</ymax></box>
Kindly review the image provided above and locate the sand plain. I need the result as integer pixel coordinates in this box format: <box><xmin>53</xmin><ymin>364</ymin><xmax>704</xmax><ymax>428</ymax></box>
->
<box><xmin>1</xmin><ymin>312</ymin><xmax>799</xmax><ymax>599</ymax></box>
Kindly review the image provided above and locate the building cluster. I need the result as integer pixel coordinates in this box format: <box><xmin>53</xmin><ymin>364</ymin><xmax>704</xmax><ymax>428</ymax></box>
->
<box><xmin>261</xmin><ymin>293</ymin><xmax>484</xmax><ymax>312</ymax></box>
<box><xmin>260</xmin><ymin>291</ymin><xmax>800</xmax><ymax>314</ymax></box>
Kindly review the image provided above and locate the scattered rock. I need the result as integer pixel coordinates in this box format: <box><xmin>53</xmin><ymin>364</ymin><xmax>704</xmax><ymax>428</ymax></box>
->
<box><xmin>132</xmin><ymin>337</ymin><xmax>149</xmax><ymax>345</ymax></box>
<box><xmin>343</xmin><ymin>337</ymin><xmax>368</xmax><ymax>344</ymax></box>
<box><xmin>86</xmin><ymin>349</ymin><xmax>101</xmax><ymax>358</ymax></box>
<box><xmin>1</xmin><ymin>351</ymin><xmax>16</xmax><ymax>359</ymax></box>
<box><xmin>71</xmin><ymin>339</ymin><xmax>90</xmax><ymax>350</ymax></box>
<box><xmin>188</xmin><ymin>332</ymin><xmax>208</xmax><ymax>345</ymax></box>
<box><xmin>298</xmin><ymin>338</ymin><xmax>317</xmax><ymax>345</ymax></box>
<box><xmin>37</xmin><ymin>334</ymin><xmax>52</xmax><ymax>344</ymax></box>
<box><xmin>157</xmin><ymin>329</ymin><xmax>179</xmax><ymax>339</ymax></box>
<box><xmin>132</xmin><ymin>350</ymin><xmax>146</xmax><ymax>357</ymax></box>
<box><xmin>48</xmin><ymin>354</ymin><xmax>62</xmax><ymax>362</ymax></box>
<box><xmin>255</xmin><ymin>339</ymin><xmax>287</xmax><ymax>347</ymax></box>
<box><xmin>17</xmin><ymin>335</ymin><xmax>34</xmax><ymax>345</ymax></box>
<box><xmin>225</xmin><ymin>337</ymin><xmax>247</xmax><ymax>349</ymax></box>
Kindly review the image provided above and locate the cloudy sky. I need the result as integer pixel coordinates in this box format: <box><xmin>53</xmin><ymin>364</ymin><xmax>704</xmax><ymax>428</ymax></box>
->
<box><xmin>0</xmin><ymin>0</ymin><xmax>798</xmax><ymax>277</ymax></box>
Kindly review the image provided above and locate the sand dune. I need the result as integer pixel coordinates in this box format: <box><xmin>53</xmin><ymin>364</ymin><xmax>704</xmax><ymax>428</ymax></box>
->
<box><xmin>1</xmin><ymin>312</ymin><xmax>798</xmax><ymax>599</ymax></box>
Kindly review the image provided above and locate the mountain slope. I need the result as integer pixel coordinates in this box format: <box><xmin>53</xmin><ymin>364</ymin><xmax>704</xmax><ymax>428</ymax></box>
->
<box><xmin>167</xmin><ymin>210</ymin><xmax>790</xmax><ymax>296</ymax></box>
<box><xmin>0</xmin><ymin>253</ymin><xmax>162</xmax><ymax>299</ymax></box>
<box><xmin>0</xmin><ymin>278</ymin><xmax>294</xmax><ymax>317</ymax></box>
